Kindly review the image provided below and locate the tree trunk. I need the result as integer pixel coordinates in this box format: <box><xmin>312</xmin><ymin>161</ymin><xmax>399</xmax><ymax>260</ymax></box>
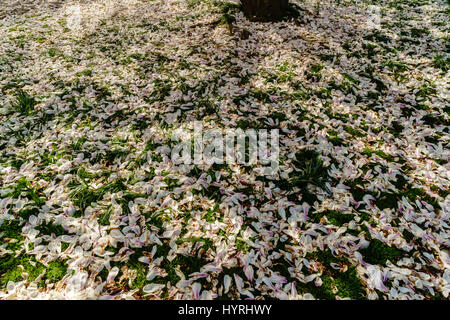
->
<box><xmin>241</xmin><ymin>0</ymin><xmax>289</xmax><ymax>21</ymax></box>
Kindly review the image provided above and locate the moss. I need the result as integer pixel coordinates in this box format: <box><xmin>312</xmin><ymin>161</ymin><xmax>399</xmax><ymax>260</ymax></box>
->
<box><xmin>403</xmin><ymin>187</ymin><xmax>440</xmax><ymax>209</ymax></box>
<box><xmin>301</xmin><ymin>250</ymin><xmax>366</xmax><ymax>300</ymax></box>
<box><xmin>375</xmin><ymin>193</ymin><xmax>398</xmax><ymax>210</ymax></box>
<box><xmin>118</xmin><ymin>247</ymin><xmax>152</xmax><ymax>290</ymax></box>
<box><xmin>326</xmin><ymin>210</ymin><xmax>354</xmax><ymax>226</ymax></box>
<box><xmin>0</xmin><ymin>219</ymin><xmax>24</xmax><ymax>251</ymax></box>
<box><xmin>1</xmin><ymin>224</ymin><xmax>68</xmax><ymax>288</ymax></box>
<box><xmin>345</xmin><ymin>178</ymin><xmax>366</xmax><ymax>202</ymax></box>
<box><xmin>128</xmin><ymin>265</ymin><xmax>147</xmax><ymax>290</ymax></box>
<box><xmin>296</xmin><ymin>274</ymin><xmax>335</xmax><ymax>300</ymax></box>
<box><xmin>0</xmin><ymin>219</ymin><xmax>23</xmax><ymax>239</ymax></box>
<box><xmin>43</xmin><ymin>261</ymin><xmax>68</xmax><ymax>284</ymax></box>
<box><xmin>360</xmin><ymin>239</ymin><xmax>403</xmax><ymax>265</ymax></box>
<box><xmin>391</xmin><ymin>175</ymin><xmax>440</xmax><ymax>207</ymax></box>
<box><xmin>301</xmin><ymin>190</ymin><xmax>320</xmax><ymax>206</ymax></box>
<box><xmin>392</xmin><ymin>174</ymin><xmax>408</xmax><ymax>190</ymax></box>
<box><xmin>306</xmin><ymin>249</ymin><xmax>346</xmax><ymax>267</ymax></box>
<box><xmin>333</xmin><ymin>266</ymin><xmax>366</xmax><ymax>299</ymax></box>
<box><xmin>311</xmin><ymin>210</ymin><xmax>354</xmax><ymax>226</ymax></box>
<box><xmin>0</xmin><ymin>254</ymin><xmax>44</xmax><ymax>287</ymax></box>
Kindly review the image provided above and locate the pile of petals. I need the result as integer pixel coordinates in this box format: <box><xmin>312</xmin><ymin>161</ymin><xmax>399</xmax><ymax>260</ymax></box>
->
<box><xmin>0</xmin><ymin>0</ymin><xmax>448</xmax><ymax>299</ymax></box>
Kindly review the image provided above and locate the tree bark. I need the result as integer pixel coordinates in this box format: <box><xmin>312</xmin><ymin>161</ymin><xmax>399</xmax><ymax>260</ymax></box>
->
<box><xmin>241</xmin><ymin>0</ymin><xmax>289</xmax><ymax>21</ymax></box>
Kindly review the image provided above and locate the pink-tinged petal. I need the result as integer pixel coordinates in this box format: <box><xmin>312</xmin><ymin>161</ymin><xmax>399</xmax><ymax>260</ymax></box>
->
<box><xmin>234</xmin><ymin>273</ymin><xmax>244</xmax><ymax>291</ymax></box>
<box><xmin>106</xmin><ymin>267</ymin><xmax>119</xmax><ymax>284</ymax></box>
<box><xmin>192</xmin><ymin>282</ymin><xmax>201</xmax><ymax>300</ymax></box>
<box><xmin>244</xmin><ymin>265</ymin><xmax>254</xmax><ymax>282</ymax></box>
<box><xmin>224</xmin><ymin>275</ymin><xmax>232</xmax><ymax>294</ymax></box>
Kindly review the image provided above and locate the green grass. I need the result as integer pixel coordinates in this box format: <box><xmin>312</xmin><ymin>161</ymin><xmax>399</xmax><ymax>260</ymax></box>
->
<box><xmin>11</xmin><ymin>90</ymin><xmax>37</xmax><ymax>115</ymax></box>
<box><xmin>362</xmin><ymin>147</ymin><xmax>393</xmax><ymax>161</ymax></box>
<box><xmin>305</xmin><ymin>63</ymin><xmax>324</xmax><ymax>81</ymax></box>
<box><xmin>290</xmin><ymin>149</ymin><xmax>329</xmax><ymax>191</ymax></box>
<box><xmin>235</xmin><ymin>239</ymin><xmax>251</xmax><ymax>253</ymax></box>
<box><xmin>217</xmin><ymin>1</ymin><xmax>241</xmax><ymax>25</ymax></box>
<box><xmin>37</xmin><ymin>222</ymin><xmax>67</xmax><ymax>237</ymax></box>
<box><xmin>154</xmin><ymin>244</ymin><xmax>209</xmax><ymax>286</ymax></box>
<box><xmin>69</xmin><ymin>178</ymin><xmax>128</xmax><ymax>216</ymax></box>
<box><xmin>432</xmin><ymin>55</ymin><xmax>449</xmax><ymax>72</ymax></box>
<box><xmin>4</xmin><ymin>177</ymin><xmax>46</xmax><ymax>207</ymax></box>
<box><xmin>327</xmin><ymin>130</ymin><xmax>345</xmax><ymax>146</ymax></box>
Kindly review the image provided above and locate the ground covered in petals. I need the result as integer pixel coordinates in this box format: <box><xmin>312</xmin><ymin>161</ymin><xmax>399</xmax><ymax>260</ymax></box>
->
<box><xmin>0</xmin><ymin>0</ymin><xmax>449</xmax><ymax>300</ymax></box>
